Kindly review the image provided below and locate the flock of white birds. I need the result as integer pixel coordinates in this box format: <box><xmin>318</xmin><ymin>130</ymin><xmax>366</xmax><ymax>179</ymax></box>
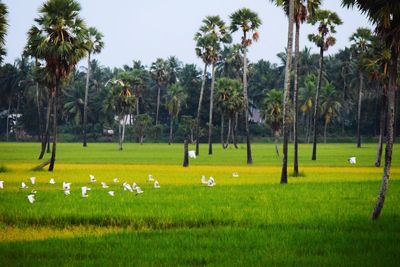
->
<box><xmin>0</xmin><ymin>172</ymin><xmax>222</xmax><ymax>204</ymax></box>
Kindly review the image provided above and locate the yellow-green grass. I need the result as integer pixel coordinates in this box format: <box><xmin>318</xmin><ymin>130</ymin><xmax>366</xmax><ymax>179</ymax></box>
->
<box><xmin>0</xmin><ymin>142</ymin><xmax>399</xmax><ymax>266</ymax></box>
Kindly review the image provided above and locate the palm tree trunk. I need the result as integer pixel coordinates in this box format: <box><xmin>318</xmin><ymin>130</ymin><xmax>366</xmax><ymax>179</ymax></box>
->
<box><xmin>156</xmin><ymin>84</ymin><xmax>161</xmax><ymax>125</ymax></box>
<box><xmin>234</xmin><ymin>112</ymin><xmax>239</xmax><ymax>149</ymax></box>
<box><xmin>118</xmin><ymin>114</ymin><xmax>123</xmax><ymax>150</ymax></box>
<box><xmin>371</xmin><ymin>47</ymin><xmax>397</xmax><ymax>220</ymax></box>
<box><xmin>342</xmin><ymin>67</ymin><xmax>347</xmax><ymax>135</ymax></box>
<box><xmin>243</xmin><ymin>37</ymin><xmax>253</xmax><ymax>164</ymax></box>
<box><xmin>6</xmin><ymin>100</ymin><xmax>10</xmax><ymax>141</ymax></box>
<box><xmin>274</xmin><ymin>131</ymin><xmax>280</xmax><ymax>157</ymax></box>
<box><xmin>168</xmin><ymin>116</ymin><xmax>173</xmax><ymax>145</ymax></box>
<box><xmin>195</xmin><ymin>63</ymin><xmax>208</xmax><ymax>156</ymax></box>
<box><xmin>39</xmin><ymin>95</ymin><xmax>52</xmax><ymax>159</ymax></box>
<box><xmin>375</xmin><ymin>85</ymin><xmax>387</xmax><ymax>167</ymax></box>
<box><xmin>356</xmin><ymin>72</ymin><xmax>363</xmax><ymax>148</ymax></box>
<box><xmin>280</xmin><ymin>0</ymin><xmax>294</xmax><ymax>183</ymax></box>
<box><xmin>136</xmin><ymin>97</ymin><xmax>140</xmax><ymax>116</ymax></box>
<box><xmin>293</xmin><ymin>21</ymin><xmax>300</xmax><ymax>175</ymax></box>
<box><xmin>83</xmin><ymin>53</ymin><xmax>91</xmax><ymax>147</ymax></box>
<box><xmin>324</xmin><ymin>121</ymin><xmax>327</xmax><ymax>144</ymax></box>
<box><xmin>121</xmin><ymin>115</ymin><xmax>127</xmax><ymax>150</ymax></box>
<box><xmin>312</xmin><ymin>47</ymin><xmax>324</xmax><ymax>161</ymax></box>
<box><xmin>208</xmin><ymin>63</ymin><xmax>216</xmax><ymax>155</ymax></box>
<box><xmin>35</xmin><ymin>82</ymin><xmax>43</xmax><ymax>142</ymax></box>
<box><xmin>220</xmin><ymin>112</ymin><xmax>224</xmax><ymax>148</ymax></box>
<box><xmin>48</xmin><ymin>84</ymin><xmax>59</xmax><ymax>171</ymax></box>
<box><xmin>183</xmin><ymin>138</ymin><xmax>189</xmax><ymax>167</ymax></box>
<box><xmin>225</xmin><ymin>117</ymin><xmax>232</xmax><ymax>148</ymax></box>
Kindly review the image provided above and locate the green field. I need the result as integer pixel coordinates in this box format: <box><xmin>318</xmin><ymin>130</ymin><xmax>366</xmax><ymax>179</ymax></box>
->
<box><xmin>0</xmin><ymin>142</ymin><xmax>399</xmax><ymax>266</ymax></box>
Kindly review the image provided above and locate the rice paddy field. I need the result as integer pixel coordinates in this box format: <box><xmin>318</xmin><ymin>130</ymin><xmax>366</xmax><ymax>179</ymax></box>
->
<box><xmin>0</xmin><ymin>142</ymin><xmax>399</xmax><ymax>266</ymax></box>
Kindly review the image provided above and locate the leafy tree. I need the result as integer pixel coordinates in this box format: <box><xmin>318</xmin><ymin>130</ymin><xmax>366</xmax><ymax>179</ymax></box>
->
<box><xmin>230</xmin><ymin>8</ymin><xmax>261</xmax><ymax>164</ymax></box>
<box><xmin>134</xmin><ymin>113</ymin><xmax>152</xmax><ymax>144</ymax></box>
<box><xmin>308</xmin><ymin>9</ymin><xmax>342</xmax><ymax>161</ymax></box>
<box><xmin>83</xmin><ymin>27</ymin><xmax>104</xmax><ymax>147</ymax></box>
<box><xmin>165</xmin><ymin>83</ymin><xmax>186</xmax><ymax>145</ymax></box>
<box><xmin>26</xmin><ymin>0</ymin><xmax>88</xmax><ymax>170</ymax></box>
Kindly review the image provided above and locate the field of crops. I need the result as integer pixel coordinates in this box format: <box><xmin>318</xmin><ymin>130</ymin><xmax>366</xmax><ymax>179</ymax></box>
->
<box><xmin>0</xmin><ymin>142</ymin><xmax>399</xmax><ymax>266</ymax></box>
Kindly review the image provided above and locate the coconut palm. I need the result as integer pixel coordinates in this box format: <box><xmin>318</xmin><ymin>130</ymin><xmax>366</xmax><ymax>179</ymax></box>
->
<box><xmin>342</xmin><ymin>0</ymin><xmax>400</xmax><ymax>220</ymax></box>
<box><xmin>308</xmin><ymin>9</ymin><xmax>342</xmax><ymax>161</ymax></box>
<box><xmin>194</xmin><ymin>15</ymin><xmax>231</xmax><ymax>155</ymax></box>
<box><xmin>166</xmin><ymin>83</ymin><xmax>187</xmax><ymax>145</ymax></box>
<box><xmin>26</xmin><ymin>0</ymin><xmax>87</xmax><ymax>171</ymax></box>
<box><xmin>320</xmin><ymin>82</ymin><xmax>341</xmax><ymax>143</ymax></box>
<box><xmin>83</xmin><ymin>27</ymin><xmax>104</xmax><ymax>147</ymax></box>
<box><xmin>261</xmin><ymin>89</ymin><xmax>284</xmax><ymax>157</ymax></box>
<box><xmin>230</xmin><ymin>8</ymin><xmax>261</xmax><ymax>164</ymax></box>
<box><xmin>0</xmin><ymin>1</ymin><xmax>7</xmax><ymax>65</ymax></box>
<box><xmin>150</xmin><ymin>58</ymin><xmax>169</xmax><ymax>126</ymax></box>
<box><xmin>349</xmin><ymin>27</ymin><xmax>372</xmax><ymax>148</ymax></box>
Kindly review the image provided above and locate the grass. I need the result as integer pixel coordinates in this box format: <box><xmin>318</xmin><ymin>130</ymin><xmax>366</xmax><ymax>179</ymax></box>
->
<box><xmin>0</xmin><ymin>142</ymin><xmax>399</xmax><ymax>266</ymax></box>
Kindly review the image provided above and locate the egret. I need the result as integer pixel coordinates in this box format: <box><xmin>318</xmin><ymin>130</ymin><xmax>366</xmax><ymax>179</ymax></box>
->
<box><xmin>89</xmin><ymin>174</ymin><xmax>96</xmax><ymax>183</ymax></box>
<box><xmin>0</xmin><ymin>181</ymin><xmax>3</xmax><ymax>189</ymax></box>
<box><xmin>63</xmin><ymin>182</ymin><xmax>71</xmax><ymax>190</ymax></box>
<box><xmin>64</xmin><ymin>190</ymin><xmax>71</xmax><ymax>196</ymax></box>
<box><xmin>189</xmin><ymin>150</ymin><xmax>196</xmax><ymax>159</ymax></box>
<box><xmin>123</xmin><ymin>182</ymin><xmax>133</xmax><ymax>192</ymax></box>
<box><xmin>136</xmin><ymin>186</ymin><xmax>144</xmax><ymax>194</ymax></box>
<box><xmin>232</xmin><ymin>172</ymin><xmax>239</xmax><ymax>178</ymax></box>
<box><xmin>201</xmin><ymin>175</ymin><xmax>207</xmax><ymax>185</ymax></box>
<box><xmin>49</xmin><ymin>178</ymin><xmax>56</xmax><ymax>184</ymax></box>
<box><xmin>81</xmin><ymin>186</ymin><xmax>91</xmax><ymax>197</ymax></box>
<box><xmin>148</xmin><ymin>174</ymin><xmax>154</xmax><ymax>182</ymax></box>
<box><xmin>113</xmin><ymin>178</ymin><xmax>119</xmax><ymax>183</ymax></box>
<box><xmin>27</xmin><ymin>194</ymin><xmax>35</xmax><ymax>204</ymax></box>
<box><xmin>208</xmin><ymin>177</ymin><xmax>215</xmax><ymax>187</ymax></box>
<box><xmin>101</xmin><ymin>182</ymin><xmax>109</xmax><ymax>188</ymax></box>
<box><xmin>29</xmin><ymin>177</ymin><xmax>36</xmax><ymax>185</ymax></box>
<box><xmin>21</xmin><ymin>182</ymin><xmax>28</xmax><ymax>189</ymax></box>
<box><xmin>132</xmin><ymin>182</ymin><xmax>138</xmax><ymax>190</ymax></box>
<box><xmin>108</xmin><ymin>191</ymin><xmax>115</xmax><ymax>197</ymax></box>
<box><xmin>154</xmin><ymin>180</ymin><xmax>160</xmax><ymax>189</ymax></box>
<box><xmin>348</xmin><ymin>157</ymin><xmax>356</xmax><ymax>165</ymax></box>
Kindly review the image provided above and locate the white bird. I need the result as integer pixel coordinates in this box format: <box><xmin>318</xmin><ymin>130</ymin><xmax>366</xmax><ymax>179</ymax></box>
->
<box><xmin>81</xmin><ymin>186</ymin><xmax>91</xmax><ymax>197</ymax></box>
<box><xmin>89</xmin><ymin>174</ymin><xmax>96</xmax><ymax>183</ymax></box>
<box><xmin>29</xmin><ymin>177</ymin><xmax>36</xmax><ymax>185</ymax></box>
<box><xmin>101</xmin><ymin>182</ymin><xmax>109</xmax><ymax>189</ymax></box>
<box><xmin>208</xmin><ymin>177</ymin><xmax>215</xmax><ymax>187</ymax></box>
<box><xmin>201</xmin><ymin>175</ymin><xmax>207</xmax><ymax>185</ymax></box>
<box><xmin>135</xmin><ymin>186</ymin><xmax>144</xmax><ymax>194</ymax></box>
<box><xmin>132</xmin><ymin>182</ymin><xmax>138</xmax><ymax>190</ymax></box>
<box><xmin>123</xmin><ymin>182</ymin><xmax>133</xmax><ymax>192</ymax></box>
<box><xmin>64</xmin><ymin>190</ymin><xmax>70</xmax><ymax>196</ymax></box>
<box><xmin>148</xmin><ymin>174</ymin><xmax>154</xmax><ymax>182</ymax></box>
<box><xmin>348</xmin><ymin>157</ymin><xmax>356</xmax><ymax>165</ymax></box>
<box><xmin>189</xmin><ymin>150</ymin><xmax>196</xmax><ymax>159</ymax></box>
<box><xmin>0</xmin><ymin>181</ymin><xmax>3</xmax><ymax>189</ymax></box>
<box><xmin>62</xmin><ymin>182</ymin><xmax>71</xmax><ymax>190</ymax></box>
<box><xmin>21</xmin><ymin>182</ymin><xmax>28</xmax><ymax>189</ymax></box>
<box><xmin>49</xmin><ymin>178</ymin><xmax>56</xmax><ymax>184</ymax></box>
<box><xmin>154</xmin><ymin>180</ymin><xmax>160</xmax><ymax>189</ymax></box>
<box><xmin>113</xmin><ymin>178</ymin><xmax>119</xmax><ymax>183</ymax></box>
<box><xmin>232</xmin><ymin>172</ymin><xmax>239</xmax><ymax>178</ymax></box>
<box><xmin>27</xmin><ymin>194</ymin><xmax>35</xmax><ymax>204</ymax></box>
<box><xmin>108</xmin><ymin>191</ymin><xmax>115</xmax><ymax>197</ymax></box>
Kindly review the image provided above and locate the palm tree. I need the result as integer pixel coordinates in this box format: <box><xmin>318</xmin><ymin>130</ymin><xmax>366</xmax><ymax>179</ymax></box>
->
<box><xmin>271</xmin><ymin>0</ymin><xmax>321</xmax><ymax>176</ymax></box>
<box><xmin>150</xmin><ymin>58</ymin><xmax>169</xmax><ymax>126</ymax></box>
<box><xmin>195</xmin><ymin>15</ymin><xmax>231</xmax><ymax>155</ymax></box>
<box><xmin>342</xmin><ymin>0</ymin><xmax>400</xmax><ymax>220</ymax></box>
<box><xmin>299</xmin><ymin>74</ymin><xmax>316</xmax><ymax>143</ymax></box>
<box><xmin>261</xmin><ymin>89</ymin><xmax>284</xmax><ymax>157</ymax></box>
<box><xmin>320</xmin><ymin>82</ymin><xmax>341</xmax><ymax>143</ymax></box>
<box><xmin>167</xmin><ymin>56</ymin><xmax>181</xmax><ymax>85</ymax></box>
<box><xmin>349</xmin><ymin>27</ymin><xmax>372</xmax><ymax>148</ymax></box>
<box><xmin>26</xmin><ymin>0</ymin><xmax>87</xmax><ymax>171</ymax></box>
<box><xmin>166</xmin><ymin>83</ymin><xmax>186</xmax><ymax>145</ymax></box>
<box><xmin>83</xmin><ymin>27</ymin><xmax>104</xmax><ymax>147</ymax></box>
<box><xmin>131</xmin><ymin>68</ymin><xmax>147</xmax><ymax>116</ymax></box>
<box><xmin>308</xmin><ymin>9</ymin><xmax>342</xmax><ymax>161</ymax></box>
<box><xmin>230</xmin><ymin>8</ymin><xmax>261</xmax><ymax>164</ymax></box>
<box><xmin>0</xmin><ymin>1</ymin><xmax>7</xmax><ymax>65</ymax></box>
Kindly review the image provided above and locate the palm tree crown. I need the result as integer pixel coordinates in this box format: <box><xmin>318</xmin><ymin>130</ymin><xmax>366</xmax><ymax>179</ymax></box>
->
<box><xmin>230</xmin><ymin>8</ymin><xmax>261</xmax><ymax>47</ymax></box>
<box><xmin>0</xmin><ymin>1</ymin><xmax>8</xmax><ymax>64</ymax></box>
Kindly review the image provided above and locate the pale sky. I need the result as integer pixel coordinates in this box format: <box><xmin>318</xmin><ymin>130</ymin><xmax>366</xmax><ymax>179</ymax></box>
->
<box><xmin>3</xmin><ymin>0</ymin><xmax>372</xmax><ymax>68</ymax></box>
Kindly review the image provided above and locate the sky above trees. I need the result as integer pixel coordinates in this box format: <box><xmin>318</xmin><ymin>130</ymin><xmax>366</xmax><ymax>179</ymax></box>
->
<box><xmin>4</xmin><ymin>0</ymin><xmax>371</xmax><ymax>68</ymax></box>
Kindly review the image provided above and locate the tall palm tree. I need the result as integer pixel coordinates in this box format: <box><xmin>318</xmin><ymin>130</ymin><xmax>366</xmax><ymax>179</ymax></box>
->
<box><xmin>131</xmin><ymin>68</ymin><xmax>147</xmax><ymax>116</ymax></box>
<box><xmin>166</xmin><ymin>83</ymin><xmax>186</xmax><ymax>145</ymax></box>
<box><xmin>167</xmin><ymin>56</ymin><xmax>181</xmax><ymax>85</ymax></box>
<box><xmin>320</xmin><ymin>82</ymin><xmax>341</xmax><ymax>143</ymax></box>
<box><xmin>342</xmin><ymin>0</ymin><xmax>400</xmax><ymax>220</ymax></box>
<box><xmin>349</xmin><ymin>27</ymin><xmax>372</xmax><ymax>148</ymax></box>
<box><xmin>261</xmin><ymin>89</ymin><xmax>284</xmax><ymax>157</ymax></box>
<box><xmin>299</xmin><ymin>74</ymin><xmax>316</xmax><ymax>143</ymax></box>
<box><xmin>150</xmin><ymin>58</ymin><xmax>169</xmax><ymax>126</ymax></box>
<box><xmin>271</xmin><ymin>0</ymin><xmax>321</xmax><ymax>176</ymax></box>
<box><xmin>308</xmin><ymin>9</ymin><xmax>342</xmax><ymax>161</ymax></box>
<box><xmin>0</xmin><ymin>1</ymin><xmax>7</xmax><ymax>65</ymax></box>
<box><xmin>26</xmin><ymin>0</ymin><xmax>87</xmax><ymax>171</ymax></box>
<box><xmin>195</xmin><ymin>15</ymin><xmax>231</xmax><ymax>155</ymax></box>
<box><xmin>230</xmin><ymin>8</ymin><xmax>261</xmax><ymax>164</ymax></box>
<box><xmin>83</xmin><ymin>27</ymin><xmax>104</xmax><ymax>147</ymax></box>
